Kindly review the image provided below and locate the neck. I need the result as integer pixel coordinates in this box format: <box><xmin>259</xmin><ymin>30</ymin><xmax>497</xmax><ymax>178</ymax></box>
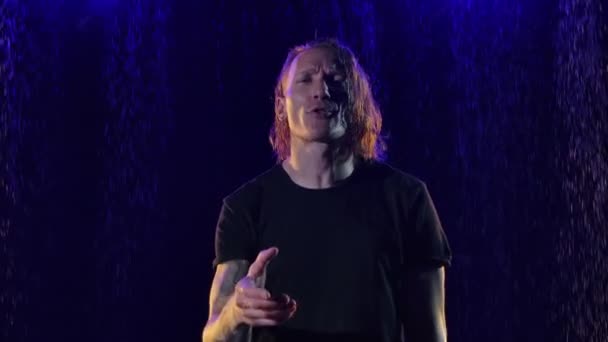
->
<box><xmin>282</xmin><ymin>137</ymin><xmax>356</xmax><ymax>189</ymax></box>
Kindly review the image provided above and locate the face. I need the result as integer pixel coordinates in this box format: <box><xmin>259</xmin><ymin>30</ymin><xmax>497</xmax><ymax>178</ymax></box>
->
<box><xmin>278</xmin><ymin>47</ymin><xmax>349</xmax><ymax>143</ymax></box>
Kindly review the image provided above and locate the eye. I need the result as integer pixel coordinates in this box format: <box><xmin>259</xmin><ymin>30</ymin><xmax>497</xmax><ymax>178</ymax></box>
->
<box><xmin>326</xmin><ymin>75</ymin><xmax>346</xmax><ymax>89</ymax></box>
<box><xmin>327</xmin><ymin>74</ymin><xmax>345</xmax><ymax>83</ymax></box>
<box><xmin>298</xmin><ymin>77</ymin><xmax>312</xmax><ymax>83</ymax></box>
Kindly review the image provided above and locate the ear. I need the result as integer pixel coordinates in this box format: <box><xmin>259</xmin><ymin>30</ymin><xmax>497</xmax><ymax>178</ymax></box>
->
<box><xmin>275</xmin><ymin>96</ymin><xmax>286</xmax><ymax>121</ymax></box>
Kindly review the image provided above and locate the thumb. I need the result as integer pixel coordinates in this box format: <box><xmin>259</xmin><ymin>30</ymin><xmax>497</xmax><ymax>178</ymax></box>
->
<box><xmin>247</xmin><ymin>247</ymin><xmax>279</xmax><ymax>278</ymax></box>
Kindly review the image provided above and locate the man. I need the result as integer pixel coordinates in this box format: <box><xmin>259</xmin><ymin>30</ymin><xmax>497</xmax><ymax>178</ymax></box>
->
<box><xmin>202</xmin><ymin>38</ymin><xmax>452</xmax><ymax>342</ymax></box>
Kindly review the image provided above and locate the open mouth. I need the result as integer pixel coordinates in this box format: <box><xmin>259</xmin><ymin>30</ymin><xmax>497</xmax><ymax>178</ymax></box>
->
<box><xmin>311</xmin><ymin>107</ymin><xmax>338</xmax><ymax>117</ymax></box>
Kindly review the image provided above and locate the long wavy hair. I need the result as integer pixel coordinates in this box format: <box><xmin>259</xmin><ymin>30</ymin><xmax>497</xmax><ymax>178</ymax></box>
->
<box><xmin>269</xmin><ymin>38</ymin><xmax>387</xmax><ymax>162</ymax></box>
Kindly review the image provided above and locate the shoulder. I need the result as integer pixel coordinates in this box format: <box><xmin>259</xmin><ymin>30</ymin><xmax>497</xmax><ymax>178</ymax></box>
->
<box><xmin>363</xmin><ymin>160</ymin><xmax>428</xmax><ymax>196</ymax></box>
<box><xmin>222</xmin><ymin>164</ymin><xmax>283</xmax><ymax>210</ymax></box>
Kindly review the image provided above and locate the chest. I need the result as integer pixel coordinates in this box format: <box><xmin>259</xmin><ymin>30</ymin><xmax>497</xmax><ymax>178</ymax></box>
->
<box><xmin>256</xmin><ymin>190</ymin><xmax>397</xmax><ymax>287</ymax></box>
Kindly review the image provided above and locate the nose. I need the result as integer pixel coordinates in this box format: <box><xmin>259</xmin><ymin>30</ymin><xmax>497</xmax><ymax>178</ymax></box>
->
<box><xmin>312</xmin><ymin>79</ymin><xmax>330</xmax><ymax>100</ymax></box>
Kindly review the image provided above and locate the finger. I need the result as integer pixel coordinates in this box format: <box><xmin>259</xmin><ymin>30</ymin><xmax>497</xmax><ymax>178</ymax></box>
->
<box><xmin>283</xmin><ymin>301</ymin><xmax>297</xmax><ymax>321</ymax></box>
<box><xmin>236</xmin><ymin>298</ymin><xmax>288</xmax><ymax>311</ymax></box>
<box><xmin>247</xmin><ymin>247</ymin><xmax>279</xmax><ymax>278</ymax></box>
<box><xmin>242</xmin><ymin>317</ymin><xmax>281</xmax><ymax>327</ymax></box>
<box><xmin>288</xmin><ymin>299</ymin><xmax>297</xmax><ymax>314</ymax></box>
<box><xmin>242</xmin><ymin>308</ymin><xmax>294</xmax><ymax>321</ymax></box>
<box><xmin>235</xmin><ymin>275</ymin><xmax>256</xmax><ymax>289</ymax></box>
<box><xmin>273</xmin><ymin>293</ymin><xmax>290</xmax><ymax>304</ymax></box>
<box><xmin>237</xmin><ymin>287</ymin><xmax>271</xmax><ymax>300</ymax></box>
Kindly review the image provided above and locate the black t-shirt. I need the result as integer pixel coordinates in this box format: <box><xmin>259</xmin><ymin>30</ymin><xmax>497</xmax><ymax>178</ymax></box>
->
<box><xmin>212</xmin><ymin>160</ymin><xmax>452</xmax><ymax>342</ymax></box>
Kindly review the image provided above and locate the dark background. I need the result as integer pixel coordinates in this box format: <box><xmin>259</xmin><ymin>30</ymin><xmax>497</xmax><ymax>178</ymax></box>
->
<box><xmin>1</xmin><ymin>0</ymin><xmax>607</xmax><ymax>341</ymax></box>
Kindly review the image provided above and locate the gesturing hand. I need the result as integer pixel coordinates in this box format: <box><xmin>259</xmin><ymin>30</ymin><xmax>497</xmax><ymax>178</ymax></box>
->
<box><xmin>229</xmin><ymin>247</ymin><xmax>297</xmax><ymax>327</ymax></box>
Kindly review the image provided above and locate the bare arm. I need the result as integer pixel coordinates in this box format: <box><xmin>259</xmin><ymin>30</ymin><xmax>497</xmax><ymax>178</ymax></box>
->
<box><xmin>401</xmin><ymin>266</ymin><xmax>447</xmax><ymax>342</ymax></box>
<box><xmin>202</xmin><ymin>260</ymin><xmax>251</xmax><ymax>342</ymax></box>
<box><xmin>202</xmin><ymin>248</ymin><xmax>295</xmax><ymax>342</ymax></box>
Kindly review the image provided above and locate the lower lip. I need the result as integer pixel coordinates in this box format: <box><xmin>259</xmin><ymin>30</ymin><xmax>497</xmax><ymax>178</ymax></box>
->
<box><xmin>311</xmin><ymin>111</ymin><xmax>334</xmax><ymax>118</ymax></box>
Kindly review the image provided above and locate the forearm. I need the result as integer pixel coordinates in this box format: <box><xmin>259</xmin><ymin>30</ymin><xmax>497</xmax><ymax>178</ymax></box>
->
<box><xmin>402</xmin><ymin>318</ymin><xmax>446</xmax><ymax>342</ymax></box>
<box><xmin>202</xmin><ymin>296</ymin><xmax>250</xmax><ymax>342</ymax></box>
<box><xmin>401</xmin><ymin>266</ymin><xmax>447</xmax><ymax>342</ymax></box>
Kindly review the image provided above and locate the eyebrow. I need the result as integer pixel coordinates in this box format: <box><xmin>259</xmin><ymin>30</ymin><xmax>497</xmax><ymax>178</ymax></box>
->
<box><xmin>296</xmin><ymin>65</ymin><xmax>344</xmax><ymax>76</ymax></box>
<box><xmin>296</xmin><ymin>67</ymin><xmax>319</xmax><ymax>76</ymax></box>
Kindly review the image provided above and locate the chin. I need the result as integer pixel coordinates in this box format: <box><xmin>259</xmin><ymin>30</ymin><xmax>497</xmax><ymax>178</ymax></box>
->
<box><xmin>292</xmin><ymin>124</ymin><xmax>346</xmax><ymax>143</ymax></box>
<box><xmin>302</xmin><ymin>130</ymin><xmax>346</xmax><ymax>143</ymax></box>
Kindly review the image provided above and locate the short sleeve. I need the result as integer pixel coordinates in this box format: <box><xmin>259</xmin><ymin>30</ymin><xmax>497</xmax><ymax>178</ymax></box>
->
<box><xmin>403</xmin><ymin>183</ymin><xmax>452</xmax><ymax>269</ymax></box>
<box><xmin>211</xmin><ymin>199</ymin><xmax>257</xmax><ymax>270</ymax></box>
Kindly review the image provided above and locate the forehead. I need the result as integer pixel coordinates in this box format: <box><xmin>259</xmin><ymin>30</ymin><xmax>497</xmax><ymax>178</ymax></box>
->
<box><xmin>291</xmin><ymin>47</ymin><xmax>342</xmax><ymax>72</ymax></box>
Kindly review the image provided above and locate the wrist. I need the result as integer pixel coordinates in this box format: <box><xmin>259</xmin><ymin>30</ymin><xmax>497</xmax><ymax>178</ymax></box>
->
<box><xmin>223</xmin><ymin>295</ymin><xmax>242</xmax><ymax>329</ymax></box>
